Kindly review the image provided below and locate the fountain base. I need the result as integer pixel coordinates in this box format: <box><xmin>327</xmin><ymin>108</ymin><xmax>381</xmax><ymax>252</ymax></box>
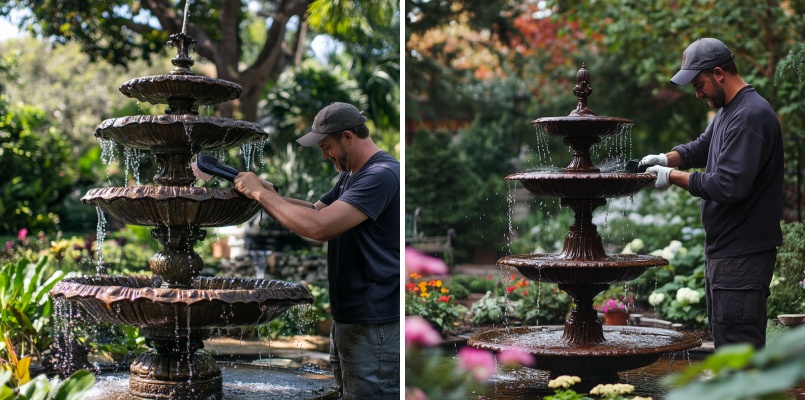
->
<box><xmin>468</xmin><ymin>325</ymin><xmax>701</xmax><ymax>388</ymax></box>
<box><xmin>85</xmin><ymin>362</ymin><xmax>339</xmax><ymax>400</ymax></box>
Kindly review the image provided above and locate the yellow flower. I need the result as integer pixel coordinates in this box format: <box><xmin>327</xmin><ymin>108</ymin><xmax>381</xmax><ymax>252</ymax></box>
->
<box><xmin>547</xmin><ymin>375</ymin><xmax>581</xmax><ymax>389</ymax></box>
<box><xmin>631</xmin><ymin>397</ymin><xmax>653</xmax><ymax>400</ymax></box>
<box><xmin>419</xmin><ymin>292</ymin><xmax>430</xmax><ymax>298</ymax></box>
<box><xmin>441</xmin><ymin>287</ymin><xmax>449</xmax><ymax>293</ymax></box>
<box><xmin>589</xmin><ymin>383</ymin><xmax>635</xmax><ymax>396</ymax></box>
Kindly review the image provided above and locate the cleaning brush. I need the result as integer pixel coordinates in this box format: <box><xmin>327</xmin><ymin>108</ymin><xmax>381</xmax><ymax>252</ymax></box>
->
<box><xmin>191</xmin><ymin>154</ymin><xmax>279</xmax><ymax>191</ymax></box>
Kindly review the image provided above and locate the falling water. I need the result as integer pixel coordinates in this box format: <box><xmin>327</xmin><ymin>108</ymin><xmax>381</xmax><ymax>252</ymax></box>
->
<box><xmin>99</xmin><ymin>138</ymin><xmax>117</xmax><ymax>184</ymax></box>
<box><xmin>95</xmin><ymin>206</ymin><xmax>107</xmax><ymax>274</ymax></box>
<box><xmin>533</xmin><ymin>125</ymin><xmax>554</xmax><ymax>167</ymax></box>
<box><xmin>123</xmin><ymin>147</ymin><xmax>142</xmax><ymax>185</ymax></box>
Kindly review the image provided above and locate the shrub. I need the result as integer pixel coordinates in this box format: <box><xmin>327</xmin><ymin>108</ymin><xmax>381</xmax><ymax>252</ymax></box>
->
<box><xmin>405</xmin><ymin>274</ymin><xmax>467</xmax><ymax>333</ymax></box>
<box><xmin>515</xmin><ymin>283</ymin><xmax>573</xmax><ymax>325</ymax></box>
<box><xmin>767</xmin><ymin>221</ymin><xmax>805</xmax><ymax>317</ymax></box>
<box><xmin>469</xmin><ymin>292</ymin><xmax>515</xmax><ymax>326</ymax></box>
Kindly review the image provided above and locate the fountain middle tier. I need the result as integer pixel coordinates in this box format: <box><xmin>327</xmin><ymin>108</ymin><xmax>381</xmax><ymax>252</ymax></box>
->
<box><xmin>499</xmin><ymin>253</ymin><xmax>667</xmax><ymax>285</ymax></box>
<box><xmin>83</xmin><ymin>186</ymin><xmax>261</xmax><ymax>227</ymax></box>
<box><xmin>508</xmin><ymin>171</ymin><xmax>656</xmax><ymax>198</ymax></box>
<box><xmin>96</xmin><ymin>114</ymin><xmax>266</xmax><ymax>151</ymax></box>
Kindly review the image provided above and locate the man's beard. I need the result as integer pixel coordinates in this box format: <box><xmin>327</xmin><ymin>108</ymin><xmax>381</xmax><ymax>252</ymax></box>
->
<box><xmin>706</xmin><ymin>76</ymin><xmax>726</xmax><ymax>108</ymax></box>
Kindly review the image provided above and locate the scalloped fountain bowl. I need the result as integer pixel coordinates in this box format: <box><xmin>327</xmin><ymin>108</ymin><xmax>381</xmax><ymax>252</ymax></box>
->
<box><xmin>82</xmin><ymin>187</ymin><xmax>261</xmax><ymax>227</ymax></box>
<box><xmin>96</xmin><ymin>115</ymin><xmax>266</xmax><ymax>151</ymax></box>
<box><xmin>50</xmin><ymin>276</ymin><xmax>314</xmax><ymax>329</ymax></box>
<box><xmin>120</xmin><ymin>74</ymin><xmax>242</xmax><ymax>106</ymax></box>
<box><xmin>507</xmin><ymin>171</ymin><xmax>656</xmax><ymax>198</ymax></box>
<box><xmin>468</xmin><ymin>326</ymin><xmax>702</xmax><ymax>385</ymax></box>
<box><xmin>499</xmin><ymin>254</ymin><xmax>668</xmax><ymax>284</ymax></box>
<box><xmin>533</xmin><ymin>116</ymin><xmax>632</xmax><ymax>138</ymax></box>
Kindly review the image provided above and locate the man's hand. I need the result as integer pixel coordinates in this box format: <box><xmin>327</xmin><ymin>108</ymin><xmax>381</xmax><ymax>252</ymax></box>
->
<box><xmin>234</xmin><ymin>172</ymin><xmax>277</xmax><ymax>200</ymax></box>
<box><xmin>639</xmin><ymin>153</ymin><xmax>668</xmax><ymax>167</ymax></box>
<box><xmin>646</xmin><ymin>165</ymin><xmax>672</xmax><ymax>189</ymax></box>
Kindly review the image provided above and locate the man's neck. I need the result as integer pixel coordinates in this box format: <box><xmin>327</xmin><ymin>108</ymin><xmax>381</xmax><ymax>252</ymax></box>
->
<box><xmin>724</xmin><ymin>77</ymin><xmax>749</xmax><ymax>106</ymax></box>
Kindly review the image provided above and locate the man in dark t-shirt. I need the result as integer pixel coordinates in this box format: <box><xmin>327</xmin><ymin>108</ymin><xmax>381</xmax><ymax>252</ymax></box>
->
<box><xmin>235</xmin><ymin>102</ymin><xmax>400</xmax><ymax>399</ymax></box>
<box><xmin>640</xmin><ymin>38</ymin><xmax>783</xmax><ymax>349</ymax></box>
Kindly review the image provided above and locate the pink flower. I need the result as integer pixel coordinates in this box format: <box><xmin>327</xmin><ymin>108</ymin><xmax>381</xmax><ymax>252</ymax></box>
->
<box><xmin>457</xmin><ymin>347</ymin><xmax>497</xmax><ymax>382</ymax></box>
<box><xmin>405</xmin><ymin>247</ymin><xmax>448</xmax><ymax>276</ymax></box>
<box><xmin>405</xmin><ymin>316</ymin><xmax>442</xmax><ymax>348</ymax></box>
<box><xmin>405</xmin><ymin>387</ymin><xmax>427</xmax><ymax>400</ymax></box>
<box><xmin>4</xmin><ymin>241</ymin><xmax>12</xmax><ymax>253</ymax></box>
<box><xmin>497</xmin><ymin>349</ymin><xmax>535</xmax><ymax>367</ymax></box>
<box><xmin>17</xmin><ymin>228</ymin><xmax>28</xmax><ymax>242</ymax></box>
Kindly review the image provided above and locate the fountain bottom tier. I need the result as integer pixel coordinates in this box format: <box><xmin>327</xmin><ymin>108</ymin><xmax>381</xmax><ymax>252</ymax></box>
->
<box><xmin>468</xmin><ymin>326</ymin><xmax>702</xmax><ymax>388</ymax></box>
<box><xmin>51</xmin><ymin>276</ymin><xmax>314</xmax><ymax>399</ymax></box>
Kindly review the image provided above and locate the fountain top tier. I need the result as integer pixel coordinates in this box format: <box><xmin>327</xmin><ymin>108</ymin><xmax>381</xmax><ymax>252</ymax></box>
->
<box><xmin>120</xmin><ymin>32</ymin><xmax>242</xmax><ymax>114</ymax></box>
<box><xmin>531</xmin><ymin>63</ymin><xmax>634</xmax><ymax>173</ymax></box>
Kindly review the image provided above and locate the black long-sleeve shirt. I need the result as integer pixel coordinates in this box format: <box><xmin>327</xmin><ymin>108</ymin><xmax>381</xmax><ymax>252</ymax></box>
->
<box><xmin>673</xmin><ymin>85</ymin><xmax>783</xmax><ymax>258</ymax></box>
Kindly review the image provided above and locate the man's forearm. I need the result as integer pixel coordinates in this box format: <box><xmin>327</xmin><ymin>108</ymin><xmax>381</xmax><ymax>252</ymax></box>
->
<box><xmin>283</xmin><ymin>197</ymin><xmax>316</xmax><ymax>209</ymax></box>
<box><xmin>669</xmin><ymin>169</ymin><xmax>691</xmax><ymax>190</ymax></box>
<box><xmin>665</xmin><ymin>150</ymin><xmax>683</xmax><ymax>168</ymax></box>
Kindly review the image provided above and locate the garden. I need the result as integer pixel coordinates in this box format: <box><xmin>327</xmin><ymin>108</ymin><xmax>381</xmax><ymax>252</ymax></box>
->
<box><xmin>405</xmin><ymin>1</ymin><xmax>805</xmax><ymax>399</ymax></box>
<box><xmin>1</xmin><ymin>0</ymin><xmax>398</xmax><ymax>397</ymax></box>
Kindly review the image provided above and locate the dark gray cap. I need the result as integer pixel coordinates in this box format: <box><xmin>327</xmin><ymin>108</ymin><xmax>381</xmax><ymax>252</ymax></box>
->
<box><xmin>297</xmin><ymin>102</ymin><xmax>368</xmax><ymax>147</ymax></box>
<box><xmin>670</xmin><ymin>38</ymin><xmax>734</xmax><ymax>85</ymax></box>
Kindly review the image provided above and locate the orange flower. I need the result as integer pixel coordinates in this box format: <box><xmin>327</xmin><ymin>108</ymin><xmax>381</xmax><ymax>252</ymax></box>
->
<box><xmin>409</xmin><ymin>273</ymin><xmax>422</xmax><ymax>280</ymax></box>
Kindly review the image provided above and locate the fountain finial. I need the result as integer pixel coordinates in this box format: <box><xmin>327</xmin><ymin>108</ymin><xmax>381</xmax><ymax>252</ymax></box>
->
<box><xmin>168</xmin><ymin>32</ymin><xmax>197</xmax><ymax>76</ymax></box>
<box><xmin>570</xmin><ymin>63</ymin><xmax>594</xmax><ymax>116</ymax></box>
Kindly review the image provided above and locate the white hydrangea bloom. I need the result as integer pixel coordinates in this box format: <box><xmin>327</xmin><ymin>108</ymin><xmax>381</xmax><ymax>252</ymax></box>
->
<box><xmin>630</xmin><ymin>238</ymin><xmax>644</xmax><ymax>252</ymax></box>
<box><xmin>648</xmin><ymin>292</ymin><xmax>665</xmax><ymax>306</ymax></box>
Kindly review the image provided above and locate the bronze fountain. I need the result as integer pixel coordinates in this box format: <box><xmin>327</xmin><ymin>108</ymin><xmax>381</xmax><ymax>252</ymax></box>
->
<box><xmin>468</xmin><ymin>64</ymin><xmax>701</xmax><ymax>387</ymax></box>
<box><xmin>49</xmin><ymin>21</ymin><xmax>322</xmax><ymax>400</ymax></box>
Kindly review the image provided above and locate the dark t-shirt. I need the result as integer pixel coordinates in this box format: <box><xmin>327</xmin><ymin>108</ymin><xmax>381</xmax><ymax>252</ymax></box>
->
<box><xmin>319</xmin><ymin>150</ymin><xmax>400</xmax><ymax>324</ymax></box>
<box><xmin>673</xmin><ymin>85</ymin><xmax>783</xmax><ymax>258</ymax></box>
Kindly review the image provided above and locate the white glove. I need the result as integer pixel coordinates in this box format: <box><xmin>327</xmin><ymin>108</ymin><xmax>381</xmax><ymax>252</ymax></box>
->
<box><xmin>646</xmin><ymin>165</ymin><xmax>672</xmax><ymax>189</ymax></box>
<box><xmin>639</xmin><ymin>153</ymin><xmax>668</xmax><ymax>167</ymax></box>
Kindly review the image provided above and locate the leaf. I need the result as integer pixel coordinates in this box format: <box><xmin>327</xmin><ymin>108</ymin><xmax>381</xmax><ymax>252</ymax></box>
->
<box><xmin>15</xmin><ymin>356</ymin><xmax>30</xmax><ymax>385</ymax></box>
<box><xmin>52</xmin><ymin>370</ymin><xmax>95</xmax><ymax>400</ymax></box>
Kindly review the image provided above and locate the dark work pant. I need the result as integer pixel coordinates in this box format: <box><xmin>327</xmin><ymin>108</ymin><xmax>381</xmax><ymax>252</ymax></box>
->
<box><xmin>705</xmin><ymin>249</ymin><xmax>775</xmax><ymax>349</ymax></box>
<box><xmin>330</xmin><ymin>320</ymin><xmax>400</xmax><ymax>400</ymax></box>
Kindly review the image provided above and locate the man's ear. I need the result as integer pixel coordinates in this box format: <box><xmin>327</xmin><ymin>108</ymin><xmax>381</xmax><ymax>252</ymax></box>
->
<box><xmin>342</xmin><ymin>130</ymin><xmax>354</xmax><ymax>142</ymax></box>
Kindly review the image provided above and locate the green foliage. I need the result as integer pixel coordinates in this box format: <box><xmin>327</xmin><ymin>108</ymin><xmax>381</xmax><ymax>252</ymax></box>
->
<box><xmin>470</xmin><ymin>291</ymin><xmax>515</xmax><ymax>326</ymax></box>
<box><xmin>405</xmin><ymin>277</ymin><xmax>467</xmax><ymax>333</ymax></box>
<box><xmin>767</xmin><ymin>222</ymin><xmax>805</xmax><ymax>317</ymax></box>
<box><xmin>648</xmin><ymin>264</ymin><xmax>707</xmax><ymax>329</ymax></box>
<box><xmin>665</xmin><ymin>325</ymin><xmax>805</xmax><ymax>400</ymax></box>
<box><xmin>449</xmin><ymin>274</ymin><xmax>502</xmax><ymax>295</ymax></box>
<box><xmin>0</xmin><ymin>101</ymin><xmax>75</xmax><ymax>234</ymax></box>
<box><xmin>0</xmin><ymin>257</ymin><xmax>64</xmax><ymax>360</ymax></box>
<box><xmin>446</xmin><ymin>282</ymin><xmax>470</xmax><ymax>300</ymax></box>
<box><xmin>515</xmin><ymin>283</ymin><xmax>573</xmax><ymax>325</ymax></box>
<box><xmin>0</xmin><ymin>369</ymin><xmax>95</xmax><ymax>400</ymax></box>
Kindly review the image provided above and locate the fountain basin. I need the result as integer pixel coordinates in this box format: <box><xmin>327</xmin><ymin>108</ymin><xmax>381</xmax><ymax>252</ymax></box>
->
<box><xmin>51</xmin><ymin>276</ymin><xmax>314</xmax><ymax>329</ymax></box>
<box><xmin>96</xmin><ymin>115</ymin><xmax>266</xmax><ymax>151</ymax></box>
<box><xmin>507</xmin><ymin>172</ymin><xmax>656</xmax><ymax>198</ymax></box>
<box><xmin>468</xmin><ymin>326</ymin><xmax>701</xmax><ymax>381</ymax></box>
<box><xmin>86</xmin><ymin>362</ymin><xmax>339</xmax><ymax>400</ymax></box>
<box><xmin>533</xmin><ymin>116</ymin><xmax>632</xmax><ymax>138</ymax></box>
<box><xmin>500</xmin><ymin>254</ymin><xmax>667</xmax><ymax>284</ymax></box>
<box><xmin>120</xmin><ymin>74</ymin><xmax>242</xmax><ymax>106</ymax></box>
<box><xmin>83</xmin><ymin>187</ymin><xmax>261</xmax><ymax>227</ymax></box>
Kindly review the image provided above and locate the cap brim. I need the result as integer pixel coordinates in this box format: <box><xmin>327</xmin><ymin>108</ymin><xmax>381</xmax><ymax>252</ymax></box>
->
<box><xmin>670</xmin><ymin>69</ymin><xmax>700</xmax><ymax>86</ymax></box>
<box><xmin>296</xmin><ymin>132</ymin><xmax>328</xmax><ymax>147</ymax></box>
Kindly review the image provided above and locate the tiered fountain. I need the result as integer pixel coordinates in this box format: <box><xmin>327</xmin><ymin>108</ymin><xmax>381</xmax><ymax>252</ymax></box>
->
<box><xmin>49</xmin><ymin>24</ymin><xmax>325</xmax><ymax>400</ymax></box>
<box><xmin>468</xmin><ymin>65</ymin><xmax>701</xmax><ymax>387</ymax></box>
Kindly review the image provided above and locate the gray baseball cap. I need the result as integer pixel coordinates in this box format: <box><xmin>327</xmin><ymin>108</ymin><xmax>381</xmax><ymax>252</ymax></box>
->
<box><xmin>670</xmin><ymin>38</ymin><xmax>734</xmax><ymax>86</ymax></box>
<box><xmin>296</xmin><ymin>102</ymin><xmax>368</xmax><ymax>147</ymax></box>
